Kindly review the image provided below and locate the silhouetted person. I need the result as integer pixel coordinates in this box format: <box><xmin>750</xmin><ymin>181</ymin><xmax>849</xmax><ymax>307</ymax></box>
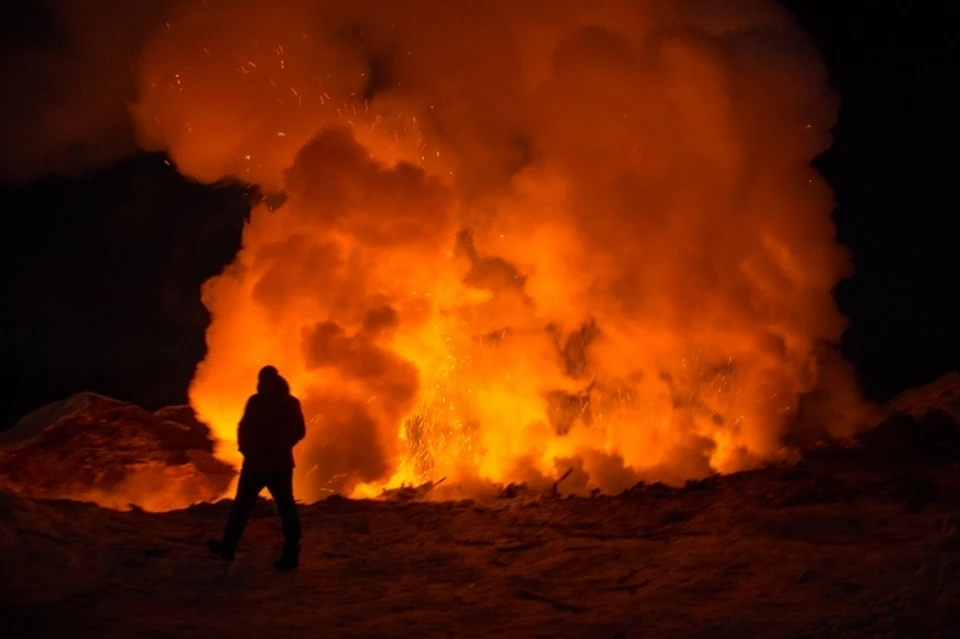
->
<box><xmin>208</xmin><ymin>365</ymin><xmax>306</xmax><ymax>571</ymax></box>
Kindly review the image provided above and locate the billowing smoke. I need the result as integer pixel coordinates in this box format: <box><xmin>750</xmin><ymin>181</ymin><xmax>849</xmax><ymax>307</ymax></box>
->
<box><xmin>22</xmin><ymin>0</ymin><xmax>878</xmax><ymax>498</ymax></box>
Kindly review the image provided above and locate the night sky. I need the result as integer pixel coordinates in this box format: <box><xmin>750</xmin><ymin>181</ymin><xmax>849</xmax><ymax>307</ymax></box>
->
<box><xmin>1</xmin><ymin>1</ymin><xmax>957</xmax><ymax>429</ymax></box>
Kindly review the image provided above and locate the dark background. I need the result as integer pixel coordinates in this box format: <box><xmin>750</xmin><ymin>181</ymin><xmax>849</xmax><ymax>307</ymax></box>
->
<box><xmin>1</xmin><ymin>1</ymin><xmax>957</xmax><ymax>428</ymax></box>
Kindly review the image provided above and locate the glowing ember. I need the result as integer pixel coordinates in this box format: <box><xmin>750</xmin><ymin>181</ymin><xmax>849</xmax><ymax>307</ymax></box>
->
<box><xmin>130</xmin><ymin>1</ymin><xmax>871</xmax><ymax>501</ymax></box>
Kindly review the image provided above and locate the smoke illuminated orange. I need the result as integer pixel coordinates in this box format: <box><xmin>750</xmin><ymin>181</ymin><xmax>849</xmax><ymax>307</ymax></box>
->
<box><xmin>130</xmin><ymin>0</ymin><xmax>873</xmax><ymax>502</ymax></box>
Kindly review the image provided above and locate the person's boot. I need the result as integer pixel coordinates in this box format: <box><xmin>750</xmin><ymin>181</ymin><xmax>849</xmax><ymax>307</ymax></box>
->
<box><xmin>207</xmin><ymin>539</ymin><xmax>235</xmax><ymax>561</ymax></box>
<box><xmin>274</xmin><ymin>543</ymin><xmax>299</xmax><ymax>572</ymax></box>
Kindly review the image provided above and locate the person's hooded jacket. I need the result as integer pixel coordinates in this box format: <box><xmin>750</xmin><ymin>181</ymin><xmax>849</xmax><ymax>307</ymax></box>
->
<box><xmin>237</xmin><ymin>367</ymin><xmax>306</xmax><ymax>471</ymax></box>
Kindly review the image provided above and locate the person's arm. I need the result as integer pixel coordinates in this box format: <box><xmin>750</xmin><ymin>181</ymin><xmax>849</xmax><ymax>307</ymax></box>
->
<box><xmin>237</xmin><ymin>397</ymin><xmax>255</xmax><ymax>456</ymax></box>
<box><xmin>292</xmin><ymin>398</ymin><xmax>306</xmax><ymax>445</ymax></box>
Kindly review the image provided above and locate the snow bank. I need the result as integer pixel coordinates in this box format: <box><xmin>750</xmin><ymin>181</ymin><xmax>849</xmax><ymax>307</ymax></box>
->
<box><xmin>0</xmin><ymin>395</ymin><xmax>235</xmax><ymax>511</ymax></box>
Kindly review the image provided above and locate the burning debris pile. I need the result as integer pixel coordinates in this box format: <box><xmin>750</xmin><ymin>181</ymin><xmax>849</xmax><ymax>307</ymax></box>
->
<box><xmin>0</xmin><ymin>394</ymin><xmax>234</xmax><ymax>511</ymax></box>
<box><xmin>1</xmin><ymin>374</ymin><xmax>955</xmax><ymax>512</ymax></box>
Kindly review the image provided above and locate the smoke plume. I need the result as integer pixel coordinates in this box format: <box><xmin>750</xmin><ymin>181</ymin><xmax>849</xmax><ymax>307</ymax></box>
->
<box><xmin>15</xmin><ymin>0</ymin><xmax>878</xmax><ymax>498</ymax></box>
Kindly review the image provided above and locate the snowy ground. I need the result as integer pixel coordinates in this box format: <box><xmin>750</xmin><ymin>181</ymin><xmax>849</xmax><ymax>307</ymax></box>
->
<box><xmin>2</xmin><ymin>446</ymin><xmax>959</xmax><ymax>638</ymax></box>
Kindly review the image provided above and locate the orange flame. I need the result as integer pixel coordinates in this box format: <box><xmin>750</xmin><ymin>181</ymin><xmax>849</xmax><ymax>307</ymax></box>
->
<box><xmin>131</xmin><ymin>0</ymin><xmax>871</xmax><ymax>501</ymax></box>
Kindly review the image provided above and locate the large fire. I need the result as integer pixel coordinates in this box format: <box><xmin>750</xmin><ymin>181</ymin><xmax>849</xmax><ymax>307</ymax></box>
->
<box><xmin>130</xmin><ymin>0</ymin><xmax>871</xmax><ymax>501</ymax></box>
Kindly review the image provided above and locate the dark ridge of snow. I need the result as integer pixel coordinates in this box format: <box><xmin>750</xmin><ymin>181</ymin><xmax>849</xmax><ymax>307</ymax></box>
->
<box><xmin>0</xmin><ymin>394</ymin><xmax>234</xmax><ymax>511</ymax></box>
<box><xmin>886</xmin><ymin>371</ymin><xmax>960</xmax><ymax>421</ymax></box>
<box><xmin>0</xmin><ymin>392</ymin><xmax>126</xmax><ymax>447</ymax></box>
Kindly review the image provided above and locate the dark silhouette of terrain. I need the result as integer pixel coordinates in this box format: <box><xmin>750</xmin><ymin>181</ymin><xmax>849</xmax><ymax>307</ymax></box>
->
<box><xmin>1</xmin><ymin>375</ymin><xmax>958</xmax><ymax>637</ymax></box>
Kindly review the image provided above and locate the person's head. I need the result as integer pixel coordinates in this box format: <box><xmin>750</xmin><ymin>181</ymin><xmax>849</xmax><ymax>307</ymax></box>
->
<box><xmin>257</xmin><ymin>365</ymin><xmax>289</xmax><ymax>395</ymax></box>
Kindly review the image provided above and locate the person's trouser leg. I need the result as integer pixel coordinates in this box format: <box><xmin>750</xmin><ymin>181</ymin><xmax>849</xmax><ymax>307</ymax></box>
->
<box><xmin>222</xmin><ymin>466</ymin><xmax>265</xmax><ymax>553</ymax></box>
<box><xmin>265</xmin><ymin>469</ymin><xmax>301</xmax><ymax>549</ymax></box>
